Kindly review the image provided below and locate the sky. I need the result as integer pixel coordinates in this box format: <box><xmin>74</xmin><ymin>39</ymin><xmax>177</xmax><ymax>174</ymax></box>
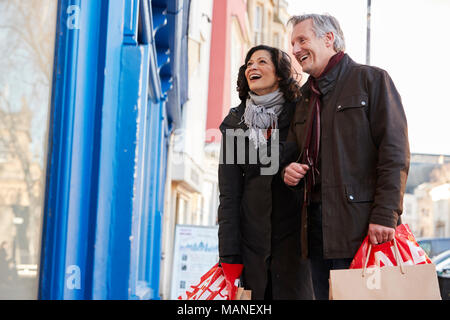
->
<box><xmin>286</xmin><ymin>0</ymin><xmax>450</xmax><ymax>156</ymax></box>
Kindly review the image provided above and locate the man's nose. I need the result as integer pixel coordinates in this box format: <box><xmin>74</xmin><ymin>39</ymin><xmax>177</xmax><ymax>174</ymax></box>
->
<box><xmin>292</xmin><ymin>42</ymin><xmax>301</xmax><ymax>56</ymax></box>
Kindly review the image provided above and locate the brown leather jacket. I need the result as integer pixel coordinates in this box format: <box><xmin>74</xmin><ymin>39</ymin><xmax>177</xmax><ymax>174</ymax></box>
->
<box><xmin>286</xmin><ymin>54</ymin><xmax>410</xmax><ymax>259</ymax></box>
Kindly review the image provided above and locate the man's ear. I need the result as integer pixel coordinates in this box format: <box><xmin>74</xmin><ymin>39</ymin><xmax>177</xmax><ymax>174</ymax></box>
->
<box><xmin>324</xmin><ymin>32</ymin><xmax>335</xmax><ymax>49</ymax></box>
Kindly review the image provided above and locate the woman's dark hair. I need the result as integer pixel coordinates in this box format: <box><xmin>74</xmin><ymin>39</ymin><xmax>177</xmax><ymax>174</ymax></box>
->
<box><xmin>236</xmin><ymin>45</ymin><xmax>301</xmax><ymax>102</ymax></box>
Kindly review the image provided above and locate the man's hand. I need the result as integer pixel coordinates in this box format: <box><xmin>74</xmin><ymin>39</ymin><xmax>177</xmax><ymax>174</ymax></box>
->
<box><xmin>283</xmin><ymin>162</ymin><xmax>309</xmax><ymax>186</ymax></box>
<box><xmin>368</xmin><ymin>223</ymin><xmax>395</xmax><ymax>245</ymax></box>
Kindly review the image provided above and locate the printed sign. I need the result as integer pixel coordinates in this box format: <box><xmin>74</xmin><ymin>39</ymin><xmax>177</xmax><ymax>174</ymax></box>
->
<box><xmin>170</xmin><ymin>224</ymin><xmax>219</xmax><ymax>299</ymax></box>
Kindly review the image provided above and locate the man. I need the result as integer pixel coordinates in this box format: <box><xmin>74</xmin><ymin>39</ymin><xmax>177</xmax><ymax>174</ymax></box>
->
<box><xmin>283</xmin><ymin>14</ymin><xmax>410</xmax><ymax>300</ymax></box>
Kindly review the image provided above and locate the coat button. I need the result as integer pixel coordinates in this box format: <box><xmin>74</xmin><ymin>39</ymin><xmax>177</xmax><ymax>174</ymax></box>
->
<box><xmin>361</xmin><ymin>101</ymin><xmax>366</xmax><ymax>106</ymax></box>
<box><xmin>349</xmin><ymin>195</ymin><xmax>354</xmax><ymax>200</ymax></box>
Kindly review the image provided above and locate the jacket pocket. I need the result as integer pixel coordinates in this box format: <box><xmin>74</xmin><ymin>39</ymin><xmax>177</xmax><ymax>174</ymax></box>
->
<box><xmin>336</xmin><ymin>94</ymin><xmax>369</xmax><ymax>112</ymax></box>
<box><xmin>335</xmin><ymin>94</ymin><xmax>370</xmax><ymax>138</ymax></box>
<box><xmin>344</xmin><ymin>184</ymin><xmax>375</xmax><ymax>203</ymax></box>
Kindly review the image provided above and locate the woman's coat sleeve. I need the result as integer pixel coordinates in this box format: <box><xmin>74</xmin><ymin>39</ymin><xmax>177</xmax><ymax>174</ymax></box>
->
<box><xmin>218</xmin><ymin>129</ymin><xmax>244</xmax><ymax>258</ymax></box>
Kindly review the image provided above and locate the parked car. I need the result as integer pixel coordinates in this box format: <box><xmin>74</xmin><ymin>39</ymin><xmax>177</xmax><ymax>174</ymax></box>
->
<box><xmin>435</xmin><ymin>256</ymin><xmax>450</xmax><ymax>300</ymax></box>
<box><xmin>432</xmin><ymin>250</ymin><xmax>450</xmax><ymax>266</ymax></box>
<box><xmin>417</xmin><ymin>237</ymin><xmax>450</xmax><ymax>258</ymax></box>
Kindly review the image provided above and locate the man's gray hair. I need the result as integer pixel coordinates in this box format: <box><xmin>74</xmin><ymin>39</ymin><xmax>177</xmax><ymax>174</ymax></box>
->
<box><xmin>288</xmin><ymin>14</ymin><xmax>346</xmax><ymax>52</ymax></box>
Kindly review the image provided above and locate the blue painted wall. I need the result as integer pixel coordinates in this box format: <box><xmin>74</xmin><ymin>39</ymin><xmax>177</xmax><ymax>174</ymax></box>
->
<box><xmin>39</xmin><ymin>0</ymin><xmax>186</xmax><ymax>300</ymax></box>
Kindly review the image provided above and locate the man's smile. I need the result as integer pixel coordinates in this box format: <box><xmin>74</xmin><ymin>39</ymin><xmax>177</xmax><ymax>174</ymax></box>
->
<box><xmin>299</xmin><ymin>54</ymin><xmax>309</xmax><ymax>63</ymax></box>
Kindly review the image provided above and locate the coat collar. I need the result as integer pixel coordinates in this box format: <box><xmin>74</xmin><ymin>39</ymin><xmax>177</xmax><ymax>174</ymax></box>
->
<box><xmin>301</xmin><ymin>53</ymin><xmax>352</xmax><ymax>97</ymax></box>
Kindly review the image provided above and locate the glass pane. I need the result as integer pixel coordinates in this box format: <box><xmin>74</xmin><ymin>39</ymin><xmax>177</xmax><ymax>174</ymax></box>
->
<box><xmin>0</xmin><ymin>0</ymin><xmax>57</xmax><ymax>299</ymax></box>
<box><xmin>255</xmin><ymin>6</ymin><xmax>262</xmax><ymax>31</ymax></box>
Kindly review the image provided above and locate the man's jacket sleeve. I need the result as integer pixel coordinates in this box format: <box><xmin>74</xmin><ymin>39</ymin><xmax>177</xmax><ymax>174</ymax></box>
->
<box><xmin>368</xmin><ymin>70</ymin><xmax>410</xmax><ymax>228</ymax></box>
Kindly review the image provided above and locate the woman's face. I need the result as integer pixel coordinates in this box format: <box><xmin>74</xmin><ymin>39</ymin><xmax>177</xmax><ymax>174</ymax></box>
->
<box><xmin>245</xmin><ymin>50</ymin><xmax>280</xmax><ymax>96</ymax></box>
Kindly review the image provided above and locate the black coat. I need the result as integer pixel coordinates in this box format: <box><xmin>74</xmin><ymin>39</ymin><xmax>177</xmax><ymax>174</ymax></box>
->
<box><xmin>218</xmin><ymin>100</ymin><xmax>313</xmax><ymax>300</ymax></box>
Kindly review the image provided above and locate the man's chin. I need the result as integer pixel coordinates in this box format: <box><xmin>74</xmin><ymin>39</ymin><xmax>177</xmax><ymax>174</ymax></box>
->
<box><xmin>299</xmin><ymin>64</ymin><xmax>310</xmax><ymax>74</ymax></box>
<box><xmin>301</xmin><ymin>68</ymin><xmax>311</xmax><ymax>76</ymax></box>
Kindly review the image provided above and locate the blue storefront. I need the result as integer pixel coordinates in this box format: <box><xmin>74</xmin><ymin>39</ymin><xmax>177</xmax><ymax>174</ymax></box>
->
<box><xmin>29</xmin><ymin>0</ymin><xmax>188</xmax><ymax>300</ymax></box>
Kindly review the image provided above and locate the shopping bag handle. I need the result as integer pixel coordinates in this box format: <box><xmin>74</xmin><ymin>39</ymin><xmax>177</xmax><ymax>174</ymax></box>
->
<box><xmin>362</xmin><ymin>238</ymin><xmax>405</xmax><ymax>277</ymax></box>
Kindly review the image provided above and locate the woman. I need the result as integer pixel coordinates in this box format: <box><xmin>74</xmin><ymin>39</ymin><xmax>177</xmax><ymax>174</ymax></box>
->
<box><xmin>218</xmin><ymin>45</ymin><xmax>312</xmax><ymax>299</ymax></box>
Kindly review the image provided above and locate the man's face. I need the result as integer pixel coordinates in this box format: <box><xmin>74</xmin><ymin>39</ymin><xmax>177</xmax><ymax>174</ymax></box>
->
<box><xmin>291</xmin><ymin>19</ymin><xmax>336</xmax><ymax>78</ymax></box>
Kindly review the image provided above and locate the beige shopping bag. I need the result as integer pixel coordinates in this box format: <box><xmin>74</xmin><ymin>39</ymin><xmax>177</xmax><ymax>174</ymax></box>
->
<box><xmin>329</xmin><ymin>239</ymin><xmax>442</xmax><ymax>300</ymax></box>
<box><xmin>234</xmin><ymin>287</ymin><xmax>252</xmax><ymax>300</ymax></box>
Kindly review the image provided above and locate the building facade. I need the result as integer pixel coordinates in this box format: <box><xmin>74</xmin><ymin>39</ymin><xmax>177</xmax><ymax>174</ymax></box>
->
<box><xmin>402</xmin><ymin>154</ymin><xmax>450</xmax><ymax>239</ymax></box>
<box><xmin>160</xmin><ymin>0</ymin><xmax>214</xmax><ymax>299</ymax></box>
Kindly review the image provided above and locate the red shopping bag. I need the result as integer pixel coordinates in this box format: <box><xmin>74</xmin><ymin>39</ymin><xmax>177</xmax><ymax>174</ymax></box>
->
<box><xmin>178</xmin><ymin>263</ymin><xmax>243</xmax><ymax>300</ymax></box>
<box><xmin>350</xmin><ymin>224</ymin><xmax>431</xmax><ymax>269</ymax></box>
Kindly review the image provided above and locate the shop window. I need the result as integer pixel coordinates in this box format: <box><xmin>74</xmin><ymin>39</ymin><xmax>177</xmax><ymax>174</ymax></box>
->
<box><xmin>0</xmin><ymin>0</ymin><xmax>57</xmax><ymax>299</ymax></box>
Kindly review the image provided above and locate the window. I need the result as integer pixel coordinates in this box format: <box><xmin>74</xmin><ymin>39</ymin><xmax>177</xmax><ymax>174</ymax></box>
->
<box><xmin>0</xmin><ymin>0</ymin><xmax>57</xmax><ymax>299</ymax></box>
<box><xmin>254</xmin><ymin>5</ymin><xmax>263</xmax><ymax>45</ymax></box>
<box><xmin>273</xmin><ymin>32</ymin><xmax>280</xmax><ymax>48</ymax></box>
<box><xmin>176</xmin><ymin>194</ymin><xmax>189</xmax><ymax>225</ymax></box>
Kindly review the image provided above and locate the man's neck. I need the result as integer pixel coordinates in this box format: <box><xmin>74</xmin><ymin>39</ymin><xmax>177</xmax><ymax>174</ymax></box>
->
<box><xmin>311</xmin><ymin>51</ymin><xmax>339</xmax><ymax>78</ymax></box>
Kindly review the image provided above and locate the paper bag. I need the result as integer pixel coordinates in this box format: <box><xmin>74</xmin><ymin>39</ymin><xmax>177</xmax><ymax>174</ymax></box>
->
<box><xmin>330</xmin><ymin>239</ymin><xmax>441</xmax><ymax>300</ymax></box>
<box><xmin>234</xmin><ymin>287</ymin><xmax>252</xmax><ymax>300</ymax></box>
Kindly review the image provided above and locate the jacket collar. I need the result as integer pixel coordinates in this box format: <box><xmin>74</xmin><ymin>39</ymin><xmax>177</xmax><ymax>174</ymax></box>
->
<box><xmin>301</xmin><ymin>53</ymin><xmax>351</xmax><ymax>97</ymax></box>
